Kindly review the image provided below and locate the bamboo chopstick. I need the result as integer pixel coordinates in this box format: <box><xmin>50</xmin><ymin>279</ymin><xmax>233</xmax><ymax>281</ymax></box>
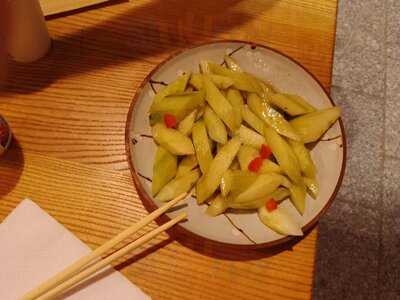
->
<box><xmin>22</xmin><ymin>192</ymin><xmax>189</xmax><ymax>300</ymax></box>
<box><xmin>38</xmin><ymin>212</ymin><xmax>187</xmax><ymax>300</ymax></box>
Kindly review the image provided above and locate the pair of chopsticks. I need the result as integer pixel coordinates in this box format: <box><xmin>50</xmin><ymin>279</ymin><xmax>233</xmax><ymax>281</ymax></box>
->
<box><xmin>22</xmin><ymin>193</ymin><xmax>189</xmax><ymax>300</ymax></box>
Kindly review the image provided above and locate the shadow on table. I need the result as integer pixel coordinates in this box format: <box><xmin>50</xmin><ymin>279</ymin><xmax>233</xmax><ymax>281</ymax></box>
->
<box><xmin>3</xmin><ymin>0</ymin><xmax>279</xmax><ymax>95</ymax></box>
<box><xmin>114</xmin><ymin>237</ymin><xmax>174</xmax><ymax>271</ymax></box>
<box><xmin>174</xmin><ymin>223</ymin><xmax>316</xmax><ymax>261</ymax></box>
<box><xmin>0</xmin><ymin>138</ymin><xmax>24</xmax><ymax>199</ymax></box>
<box><xmin>63</xmin><ymin>229</ymin><xmax>310</xmax><ymax>299</ymax></box>
<box><xmin>111</xmin><ymin>224</ymin><xmax>316</xmax><ymax>268</ymax></box>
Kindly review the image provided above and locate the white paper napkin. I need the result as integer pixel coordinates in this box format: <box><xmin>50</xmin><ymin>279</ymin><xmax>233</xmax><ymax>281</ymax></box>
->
<box><xmin>0</xmin><ymin>199</ymin><xmax>151</xmax><ymax>300</ymax></box>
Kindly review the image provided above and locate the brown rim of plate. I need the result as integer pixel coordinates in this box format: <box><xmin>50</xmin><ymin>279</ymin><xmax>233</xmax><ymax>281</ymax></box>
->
<box><xmin>0</xmin><ymin>116</ymin><xmax>12</xmax><ymax>152</ymax></box>
<box><xmin>125</xmin><ymin>40</ymin><xmax>347</xmax><ymax>250</ymax></box>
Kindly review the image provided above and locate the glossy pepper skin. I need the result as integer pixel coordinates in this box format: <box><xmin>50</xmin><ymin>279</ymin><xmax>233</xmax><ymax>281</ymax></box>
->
<box><xmin>265</xmin><ymin>199</ymin><xmax>278</xmax><ymax>212</ymax></box>
<box><xmin>164</xmin><ymin>113</ymin><xmax>177</xmax><ymax>128</ymax></box>
<box><xmin>260</xmin><ymin>144</ymin><xmax>272</xmax><ymax>159</ymax></box>
<box><xmin>248</xmin><ymin>157</ymin><xmax>263</xmax><ymax>173</ymax></box>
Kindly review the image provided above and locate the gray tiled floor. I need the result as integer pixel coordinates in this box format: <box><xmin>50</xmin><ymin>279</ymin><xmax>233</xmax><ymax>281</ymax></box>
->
<box><xmin>387</xmin><ymin>0</ymin><xmax>400</xmax><ymax>59</ymax></box>
<box><xmin>313</xmin><ymin>1</ymin><xmax>400</xmax><ymax>299</ymax></box>
<box><xmin>332</xmin><ymin>0</ymin><xmax>386</xmax><ymax>97</ymax></box>
<box><xmin>381</xmin><ymin>158</ymin><xmax>400</xmax><ymax>292</ymax></box>
<box><xmin>386</xmin><ymin>58</ymin><xmax>400</xmax><ymax>158</ymax></box>
<box><xmin>330</xmin><ymin>86</ymin><xmax>384</xmax><ymax>210</ymax></box>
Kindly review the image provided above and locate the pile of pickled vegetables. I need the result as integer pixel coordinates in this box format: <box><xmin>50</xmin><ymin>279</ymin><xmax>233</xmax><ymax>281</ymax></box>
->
<box><xmin>149</xmin><ymin>55</ymin><xmax>341</xmax><ymax>236</ymax></box>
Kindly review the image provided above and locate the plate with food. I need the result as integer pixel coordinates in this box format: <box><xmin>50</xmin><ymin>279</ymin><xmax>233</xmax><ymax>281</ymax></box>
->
<box><xmin>125</xmin><ymin>40</ymin><xmax>346</xmax><ymax>249</ymax></box>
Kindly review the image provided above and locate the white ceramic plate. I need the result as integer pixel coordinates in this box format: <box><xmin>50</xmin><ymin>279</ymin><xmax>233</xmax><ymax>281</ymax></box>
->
<box><xmin>125</xmin><ymin>41</ymin><xmax>346</xmax><ymax>249</ymax></box>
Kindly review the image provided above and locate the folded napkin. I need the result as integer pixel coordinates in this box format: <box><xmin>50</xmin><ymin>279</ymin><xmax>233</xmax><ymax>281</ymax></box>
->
<box><xmin>0</xmin><ymin>199</ymin><xmax>151</xmax><ymax>300</ymax></box>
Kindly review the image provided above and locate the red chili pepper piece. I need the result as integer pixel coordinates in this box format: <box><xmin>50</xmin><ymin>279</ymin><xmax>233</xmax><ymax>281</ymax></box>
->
<box><xmin>260</xmin><ymin>144</ymin><xmax>272</xmax><ymax>159</ymax></box>
<box><xmin>164</xmin><ymin>113</ymin><xmax>177</xmax><ymax>128</ymax></box>
<box><xmin>266</xmin><ymin>198</ymin><xmax>278</xmax><ymax>212</ymax></box>
<box><xmin>248</xmin><ymin>157</ymin><xmax>263</xmax><ymax>173</ymax></box>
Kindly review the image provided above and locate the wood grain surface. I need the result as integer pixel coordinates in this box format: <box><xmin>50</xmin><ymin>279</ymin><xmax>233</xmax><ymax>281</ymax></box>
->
<box><xmin>0</xmin><ymin>1</ymin><xmax>337</xmax><ymax>299</ymax></box>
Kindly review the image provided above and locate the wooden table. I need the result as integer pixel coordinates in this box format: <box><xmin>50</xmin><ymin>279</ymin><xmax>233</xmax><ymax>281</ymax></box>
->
<box><xmin>0</xmin><ymin>1</ymin><xmax>337</xmax><ymax>299</ymax></box>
